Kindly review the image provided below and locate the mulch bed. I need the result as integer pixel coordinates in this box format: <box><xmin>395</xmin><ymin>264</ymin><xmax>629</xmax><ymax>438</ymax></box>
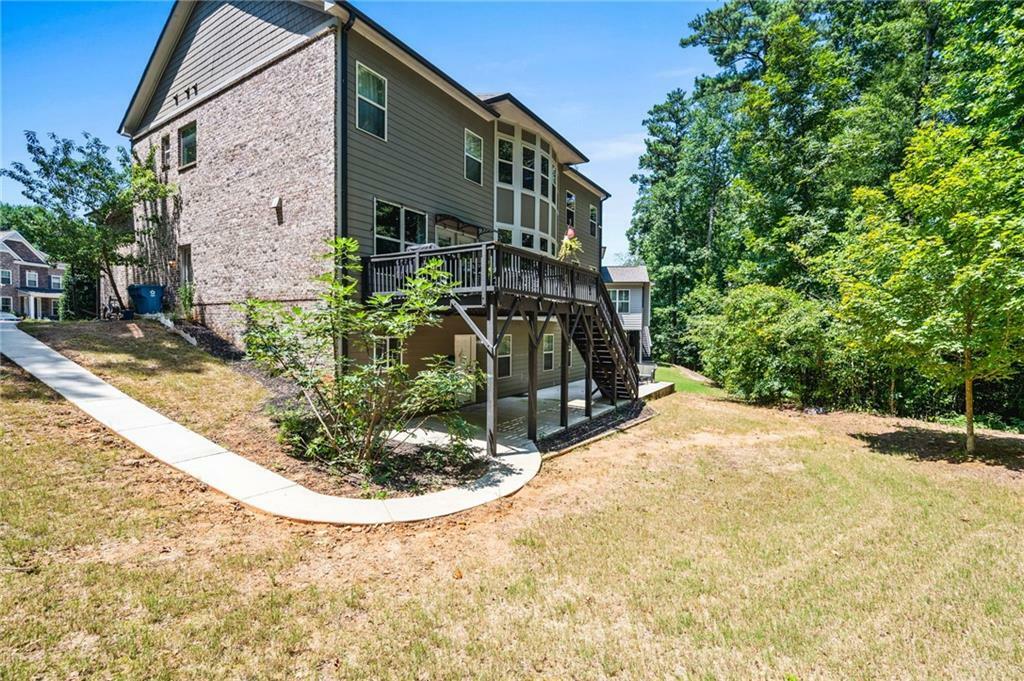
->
<box><xmin>537</xmin><ymin>401</ymin><xmax>655</xmax><ymax>453</ymax></box>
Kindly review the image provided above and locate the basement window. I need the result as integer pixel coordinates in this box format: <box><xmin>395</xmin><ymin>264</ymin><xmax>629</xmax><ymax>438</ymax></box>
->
<box><xmin>542</xmin><ymin>333</ymin><xmax>554</xmax><ymax>371</ymax></box>
<box><xmin>497</xmin><ymin>334</ymin><xmax>512</xmax><ymax>378</ymax></box>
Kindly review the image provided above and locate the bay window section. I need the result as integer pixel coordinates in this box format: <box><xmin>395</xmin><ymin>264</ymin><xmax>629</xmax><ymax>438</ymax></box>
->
<box><xmin>493</xmin><ymin>123</ymin><xmax>561</xmax><ymax>257</ymax></box>
<box><xmin>521</xmin><ymin>147</ymin><xmax>535</xmax><ymax>192</ymax></box>
<box><xmin>497</xmin><ymin>138</ymin><xmax>514</xmax><ymax>185</ymax></box>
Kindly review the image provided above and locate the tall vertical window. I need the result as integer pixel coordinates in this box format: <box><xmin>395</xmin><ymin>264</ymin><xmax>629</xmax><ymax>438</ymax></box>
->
<box><xmin>0</xmin><ymin>297</ymin><xmax>10</xmax><ymax>313</ymax></box>
<box><xmin>497</xmin><ymin>138</ymin><xmax>514</xmax><ymax>185</ymax></box>
<box><xmin>497</xmin><ymin>334</ymin><xmax>512</xmax><ymax>378</ymax></box>
<box><xmin>356</xmin><ymin>63</ymin><xmax>387</xmax><ymax>140</ymax></box>
<box><xmin>566</xmin><ymin>191</ymin><xmax>576</xmax><ymax>228</ymax></box>
<box><xmin>521</xmin><ymin>147</ymin><xmax>535</xmax><ymax>191</ymax></box>
<box><xmin>374</xmin><ymin>199</ymin><xmax>427</xmax><ymax>254</ymax></box>
<box><xmin>160</xmin><ymin>135</ymin><xmax>171</xmax><ymax>169</ymax></box>
<box><xmin>25</xmin><ymin>271</ymin><xmax>38</xmax><ymax>287</ymax></box>
<box><xmin>540</xmin><ymin>155</ymin><xmax>551</xmax><ymax>199</ymax></box>
<box><xmin>464</xmin><ymin>129</ymin><xmax>483</xmax><ymax>184</ymax></box>
<box><xmin>0</xmin><ymin>269</ymin><xmax>11</xmax><ymax>285</ymax></box>
<box><xmin>589</xmin><ymin>204</ymin><xmax>598</xmax><ymax>236</ymax></box>
<box><xmin>178</xmin><ymin>122</ymin><xmax>196</xmax><ymax>167</ymax></box>
<box><xmin>542</xmin><ymin>333</ymin><xmax>554</xmax><ymax>371</ymax></box>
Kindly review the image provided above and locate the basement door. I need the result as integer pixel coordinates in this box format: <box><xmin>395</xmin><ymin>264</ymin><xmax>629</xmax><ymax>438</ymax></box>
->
<box><xmin>454</xmin><ymin>334</ymin><xmax>477</xmax><ymax>404</ymax></box>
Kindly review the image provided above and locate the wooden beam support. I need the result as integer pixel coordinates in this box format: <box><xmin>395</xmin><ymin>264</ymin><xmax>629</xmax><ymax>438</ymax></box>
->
<box><xmin>527</xmin><ymin>309</ymin><xmax>539</xmax><ymax>442</ymax></box>
<box><xmin>584</xmin><ymin>312</ymin><xmax>594</xmax><ymax>418</ymax></box>
<box><xmin>452</xmin><ymin>301</ymin><xmax>492</xmax><ymax>354</ymax></box>
<box><xmin>486</xmin><ymin>300</ymin><xmax>498</xmax><ymax>458</ymax></box>
<box><xmin>560</xmin><ymin>312</ymin><xmax>569</xmax><ymax>427</ymax></box>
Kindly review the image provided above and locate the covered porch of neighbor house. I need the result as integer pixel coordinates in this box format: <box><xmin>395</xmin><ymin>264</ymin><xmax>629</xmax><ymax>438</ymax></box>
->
<box><xmin>17</xmin><ymin>289</ymin><xmax>62</xmax><ymax>319</ymax></box>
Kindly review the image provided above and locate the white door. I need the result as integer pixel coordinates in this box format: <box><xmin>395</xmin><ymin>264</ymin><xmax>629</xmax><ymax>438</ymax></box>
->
<box><xmin>454</xmin><ymin>334</ymin><xmax>477</xmax><ymax>404</ymax></box>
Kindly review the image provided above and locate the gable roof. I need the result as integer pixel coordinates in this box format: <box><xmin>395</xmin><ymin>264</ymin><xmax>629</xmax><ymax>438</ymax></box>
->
<box><xmin>0</xmin><ymin>230</ymin><xmax>62</xmax><ymax>268</ymax></box>
<box><xmin>481</xmin><ymin>93</ymin><xmax>588</xmax><ymax>165</ymax></box>
<box><xmin>601</xmin><ymin>266</ymin><xmax>649</xmax><ymax>284</ymax></box>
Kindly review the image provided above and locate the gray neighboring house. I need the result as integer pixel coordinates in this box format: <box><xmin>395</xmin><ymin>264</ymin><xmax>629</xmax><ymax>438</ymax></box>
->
<box><xmin>113</xmin><ymin>0</ymin><xmax>639</xmax><ymax>455</ymax></box>
<box><xmin>601</xmin><ymin>266</ymin><xmax>652</xmax><ymax>363</ymax></box>
<box><xmin>0</xmin><ymin>230</ymin><xmax>67</xmax><ymax>319</ymax></box>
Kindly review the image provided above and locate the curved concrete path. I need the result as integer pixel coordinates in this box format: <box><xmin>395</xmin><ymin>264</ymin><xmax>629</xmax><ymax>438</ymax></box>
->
<box><xmin>0</xmin><ymin>322</ymin><xmax>539</xmax><ymax>524</ymax></box>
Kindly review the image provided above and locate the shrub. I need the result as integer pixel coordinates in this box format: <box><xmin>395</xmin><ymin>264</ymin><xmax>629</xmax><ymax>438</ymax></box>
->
<box><xmin>240</xmin><ymin>238</ymin><xmax>481</xmax><ymax>471</ymax></box>
<box><xmin>177</xmin><ymin>281</ymin><xmax>195</xmax><ymax>321</ymax></box>
<box><xmin>689</xmin><ymin>284</ymin><xmax>829</xmax><ymax>405</ymax></box>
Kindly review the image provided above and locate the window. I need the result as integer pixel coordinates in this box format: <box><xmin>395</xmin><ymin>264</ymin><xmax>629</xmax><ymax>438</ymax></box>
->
<box><xmin>0</xmin><ymin>269</ymin><xmax>10</xmax><ymax>285</ymax></box>
<box><xmin>521</xmin><ymin>232</ymin><xmax>534</xmax><ymax>249</ymax></box>
<box><xmin>356</xmin><ymin>63</ymin><xmax>387</xmax><ymax>140</ymax></box>
<box><xmin>178</xmin><ymin>245</ymin><xmax>193</xmax><ymax>284</ymax></box>
<box><xmin>0</xmin><ymin>297</ymin><xmax>10</xmax><ymax>313</ymax></box>
<box><xmin>373</xmin><ymin>337</ymin><xmax>403</xmax><ymax>367</ymax></box>
<box><xmin>25</xmin><ymin>271</ymin><xmax>38</xmax><ymax>287</ymax></box>
<box><xmin>542</xmin><ymin>333</ymin><xmax>554</xmax><ymax>371</ymax></box>
<box><xmin>521</xmin><ymin>147</ymin><xmax>535</xmax><ymax>191</ymax></box>
<box><xmin>464</xmin><ymin>129</ymin><xmax>483</xmax><ymax>184</ymax></box>
<box><xmin>178</xmin><ymin>122</ymin><xmax>197</xmax><ymax>167</ymax></box>
<box><xmin>498</xmin><ymin>228</ymin><xmax>512</xmax><ymax>245</ymax></box>
<box><xmin>374</xmin><ymin>199</ymin><xmax>427</xmax><ymax>254</ymax></box>
<box><xmin>589</xmin><ymin>204</ymin><xmax>598</xmax><ymax>236</ymax></box>
<box><xmin>566</xmin><ymin>191</ymin><xmax>576</xmax><ymax>228</ymax></box>
<box><xmin>610</xmin><ymin>289</ymin><xmax>630</xmax><ymax>314</ymax></box>
<box><xmin>50</xmin><ymin>275</ymin><xmax>63</xmax><ymax>290</ymax></box>
<box><xmin>497</xmin><ymin>138</ymin><xmax>514</xmax><ymax>185</ymax></box>
<box><xmin>540</xmin><ymin>155</ymin><xmax>551</xmax><ymax>199</ymax></box>
<box><xmin>497</xmin><ymin>334</ymin><xmax>512</xmax><ymax>378</ymax></box>
<box><xmin>160</xmin><ymin>135</ymin><xmax>171</xmax><ymax>169</ymax></box>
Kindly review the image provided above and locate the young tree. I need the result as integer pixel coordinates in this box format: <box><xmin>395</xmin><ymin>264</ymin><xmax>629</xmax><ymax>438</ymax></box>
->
<box><xmin>1</xmin><ymin>131</ymin><xmax>174</xmax><ymax>309</ymax></box>
<box><xmin>831</xmin><ymin>125</ymin><xmax>1024</xmax><ymax>453</ymax></box>
<box><xmin>240</xmin><ymin>238</ymin><xmax>481</xmax><ymax>468</ymax></box>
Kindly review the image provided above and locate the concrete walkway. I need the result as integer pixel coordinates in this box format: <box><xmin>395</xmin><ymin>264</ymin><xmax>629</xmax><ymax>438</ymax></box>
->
<box><xmin>0</xmin><ymin>322</ymin><xmax>540</xmax><ymax>525</ymax></box>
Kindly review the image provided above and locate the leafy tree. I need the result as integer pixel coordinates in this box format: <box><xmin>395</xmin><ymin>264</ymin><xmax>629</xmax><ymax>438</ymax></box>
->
<box><xmin>830</xmin><ymin>125</ymin><xmax>1024</xmax><ymax>453</ymax></box>
<box><xmin>240</xmin><ymin>238</ymin><xmax>481</xmax><ymax>468</ymax></box>
<box><xmin>1</xmin><ymin>131</ymin><xmax>174</xmax><ymax>309</ymax></box>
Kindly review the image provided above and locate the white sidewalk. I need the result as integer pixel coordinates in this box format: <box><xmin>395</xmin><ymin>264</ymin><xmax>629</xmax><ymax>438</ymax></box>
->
<box><xmin>1</xmin><ymin>322</ymin><xmax>540</xmax><ymax>525</ymax></box>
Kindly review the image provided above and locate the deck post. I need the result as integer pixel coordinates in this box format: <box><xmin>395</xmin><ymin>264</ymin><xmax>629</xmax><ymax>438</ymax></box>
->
<box><xmin>560</xmin><ymin>313</ymin><xmax>569</xmax><ymax>428</ymax></box>
<box><xmin>527</xmin><ymin>309</ymin><xmax>539</xmax><ymax>442</ymax></box>
<box><xmin>584</xmin><ymin>312</ymin><xmax>594</xmax><ymax>418</ymax></box>
<box><xmin>486</xmin><ymin>299</ymin><xmax>498</xmax><ymax>458</ymax></box>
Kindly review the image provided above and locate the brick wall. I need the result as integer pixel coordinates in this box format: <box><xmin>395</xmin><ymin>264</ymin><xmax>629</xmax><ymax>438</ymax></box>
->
<box><xmin>109</xmin><ymin>29</ymin><xmax>337</xmax><ymax>343</ymax></box>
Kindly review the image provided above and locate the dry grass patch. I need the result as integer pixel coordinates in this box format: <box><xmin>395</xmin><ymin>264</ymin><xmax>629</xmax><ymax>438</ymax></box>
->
<box><xmin>3</xmin><ymin>331</ymin><xmax>1024</xmax><ymax>678</ymax></box>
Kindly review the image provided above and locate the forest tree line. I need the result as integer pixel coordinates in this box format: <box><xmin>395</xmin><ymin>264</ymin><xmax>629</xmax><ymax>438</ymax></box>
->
<box><xmin>628</xmin><ymin>0</ymin><xmax>1024</xmax><ymax>448</ymax></box>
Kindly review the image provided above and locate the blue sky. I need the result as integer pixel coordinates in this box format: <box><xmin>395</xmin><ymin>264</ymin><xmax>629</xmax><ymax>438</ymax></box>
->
<box><xmin>1</xmin><ymin>1</ymin><xmax>716</xmax><ymax>262</ymax></box>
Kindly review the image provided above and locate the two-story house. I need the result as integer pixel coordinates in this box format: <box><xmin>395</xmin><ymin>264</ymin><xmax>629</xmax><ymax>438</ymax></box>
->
<box><xmin>601</xmin><ymin>265</ymin><xmax>652</xmax><ymax>363</ymax></box>
<box><xmin>115</xmin><ymin>0</ymin><xmax>639</xmax><ymax>456</ymax></box>
<box><xmin>0</xmin><ymin>231</ymin><xmax>67</xmax><ymax>319</ymax></box>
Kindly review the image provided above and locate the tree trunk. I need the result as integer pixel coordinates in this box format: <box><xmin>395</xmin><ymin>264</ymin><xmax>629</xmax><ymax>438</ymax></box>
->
<box><xmin>889</xmin><ymin>369</ymin><xmax>896</xmax><ymax>416</ymax></box>
<box><xmin>101</xmin><ymin>262</ymin><xmax>127</xmax><ymax>310</ymax></box>
<box><xmin>965</xmin><ymin>375</ymin><xmax>976</xmax><ymax>455</ymax></box>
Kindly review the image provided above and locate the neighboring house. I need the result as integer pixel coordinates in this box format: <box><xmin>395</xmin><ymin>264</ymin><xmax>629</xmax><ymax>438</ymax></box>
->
<box><xmin>114</xmin><ymin>0</ymin><xmax>638</xmax><ymax>455</ymax></box>
<box><xmin>601</xmin><ymin>266</ymin><xmax>652</xmax><ymax>363</ymax></box>
<box><xmin>0</xmin><ymin>231</ymin><xmax>67</xmax><ymax>319</ymax></box>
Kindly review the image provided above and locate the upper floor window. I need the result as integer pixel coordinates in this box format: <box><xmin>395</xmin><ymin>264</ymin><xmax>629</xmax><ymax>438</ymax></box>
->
<box><xmin>50</xmin><ymin>275</ymin><xmax>63</xmax><ymax>290</ymax></box>
<box><xmin>357</xmin><ymin>63</ymin><xmax>387</xmax><ymax>140</ymax></box>
<box><xmin>497</xmin><ymin>334</ymin><xmax>512</xmax><ymax>378</ymax></box>
<box><xmin>464</xmin><ymin>129</ymin><xmax>483</xmax><ymax>184</ymax></box>
<box><xmin>540</xmin><ymin>155</ymin><xmax>551</xmax><ymax>199</ymax></box>
<box><xmin>160</xmin><ymin>135</ymin><xmax>171</xmax><ymax>169</ymax></box>
<box><xmin>589</xmin><ymin>204</ymin><xmax>598</xmax><ymax>236</ymax></box>
<box><xmin>521</xmin><ymin>147</ymin><xmax>535</xmax><ymax>191</ymax></box>
<box><xmin>566</xmin><ymin>191</ymin><xmax>576</xmax><ymax>228</ymax></box>
<box><xmin>25</xmin><ymin>271</ymin><xmax>38</xmax><ymax>288</ymax></box>
<box><xmin>178</xmin><ymin>122</ymin><xmax>197</xmax><ymax>168</ymax></box>
<box><xmin>497</xmin><ymin>138</ymin><xmax>514</xmax><ymax>185</ymax></box>
<box><xmin>374</xmin><ymin>199</ymin><xmax>427</xmax><ymax>254</ymax></box>
<box><xmin>0</xmin><ymin>269</ymin><xmax>11</xmax><ymax>286</ymax></box>
<box><xmin>610</xmin><ymin>289</ymin><xmax>630</xmax><ymax>314</ymax></box>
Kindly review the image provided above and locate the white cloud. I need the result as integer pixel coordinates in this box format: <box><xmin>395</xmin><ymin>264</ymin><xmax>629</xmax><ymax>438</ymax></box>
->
<box><xmin>582</xmin><ymin>132</ymin><xmax>646</xmax><ymax>162</ymax></box>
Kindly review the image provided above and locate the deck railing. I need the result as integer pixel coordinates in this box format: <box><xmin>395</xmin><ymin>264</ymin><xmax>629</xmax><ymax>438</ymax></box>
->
<box><xmin>364</xmin><ymin>242</ymin><xmax>601</xmax><ymax>305</ymax></box>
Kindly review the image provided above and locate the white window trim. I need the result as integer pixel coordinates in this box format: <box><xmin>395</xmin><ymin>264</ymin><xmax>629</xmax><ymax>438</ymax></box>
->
<box><xmin>356</xmin><ymin>61</ymin><xmax>388</xmax><ymax>141</ymax></box>
<box><xmin>0</xmin><ymin>296</ymin><xmax>11</xmax><ymax>313</ymax></box>
<box><xmin>497</xmin><ymin>334</ymin><xmax>512</xmax><ymax>379</ymax></box>
<box><xmin>372</xmin><ymin>337</ymin><xmax>404</xmax><ymax>367</ymax></box>
<box><xmin>373</xmin><ymin>198</ymin><xmax>428</xmax><ymax>254</ymax></box>
<box><xmin>50</xmin><ymin>275</ymin><xmax>63</xmax><ymax>290</ymax></box>
<box><xmin>160</xmin><ymin>134</ymin><xmax>171</xmax><ymax>169</ymax></box>
<box><xmin>464</xmin><ymin>128</ymin><xmax>484</xmax><ymax>185</ymax></box>
<box><xmin>0</xmin><ymin>269</ymin><xmax>11</xmax><ymax>285</ymax></box>
<box><xmin>25</xmin><ymin>271</ymin><xmax>38</xmax><ymax>287</ymax></box>
<box><xmin>496</xmin><ymin>134</ymin><xmax>515</xmax><ymax>187</ymax></box>
<box><xmin>542</xmin><ymin>333</ymin><xmax>554</xmax><ymax>372</ymax></box>
<box><xmin>178</xmin><ymin>122</ymin><xmax>197</xmax><ymax>169</ymax></box>
<box><xmin>609</xmin><ymin>288</ymin><xmax>630</xmax><ymax>314</ymax></box>
<box><xmin>492</xmin><ymin>122</ymin><xmax>559</xmax><ymax>256</ymax></box>
<box><xmin>589</xmin><ymin>203</ymin><xmax>599</xmax><ymax>236</ymax></box>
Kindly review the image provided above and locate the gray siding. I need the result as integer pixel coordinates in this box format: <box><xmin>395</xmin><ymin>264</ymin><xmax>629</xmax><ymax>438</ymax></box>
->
<box><xmin>605</xmin><ymin>283</ymin><xmax>646</xmax><ymax>330</ymax></box>
<box><xmin>139</xmin><ymin>0</ymin><xmax>329</xmax><ymax>131</ymax></box>
<box><xmin>556</xmin><ymin>173</ymin><xmax>602</xmax><ymax>272</ymax></box>
<box><xmin>346</xmin><ymin>32</ymin><xmax>494</xmax><ymax>256</ymax></box>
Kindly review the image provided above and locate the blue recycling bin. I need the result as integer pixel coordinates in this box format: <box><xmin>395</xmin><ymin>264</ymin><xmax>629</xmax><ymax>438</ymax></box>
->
<box><xmin>127</xmin><ymin>284</ymin><xmax>165</xmax><ymax>314</ymax></box>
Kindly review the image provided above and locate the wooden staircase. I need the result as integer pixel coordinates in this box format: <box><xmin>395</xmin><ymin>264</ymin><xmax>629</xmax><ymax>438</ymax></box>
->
<box><xmin>570</xmin><ymin>281</ymin><xmax>639</xmax><ymax>401</ymax></box>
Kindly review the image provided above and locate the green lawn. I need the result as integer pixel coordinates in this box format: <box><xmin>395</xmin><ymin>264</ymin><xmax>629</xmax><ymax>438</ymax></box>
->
<box><xmin>3</xmin><ymin>321</ymin><xmax>1024</xmax><ymax>678</ymax></box>
<box><xmin>655</xmin><ymin>363</ymin><xmax>726</xmax><ymax>396</ymax></box>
